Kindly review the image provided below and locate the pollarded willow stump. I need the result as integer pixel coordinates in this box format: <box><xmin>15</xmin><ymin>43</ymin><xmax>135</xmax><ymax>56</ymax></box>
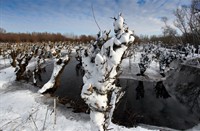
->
<box><xmin>81</xmin><ymin>13</ymin><xmax>135</xmax><ymax>131</ymax></box>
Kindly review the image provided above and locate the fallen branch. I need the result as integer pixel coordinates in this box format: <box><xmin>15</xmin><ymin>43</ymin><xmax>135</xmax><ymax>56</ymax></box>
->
<box><xmin>30</xmin><ymin>115</ymin><xmax>38</xmax><ymax>131</ymax></box>
<box><xmin>42</xmin><ymin>107</ymin><xmax>48</xmax><ymax>130</ymax></box>
<box><xmin>53</xmin><ymin>98</ymin><xmax>57</xmax><ymax>128</ymax></box>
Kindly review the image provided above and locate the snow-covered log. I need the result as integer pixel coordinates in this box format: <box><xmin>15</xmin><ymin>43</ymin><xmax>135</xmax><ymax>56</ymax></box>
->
<box><xmin>81</xmin><ymin>13</ymin><xmax>135</xmax><ymax>131</ymax></box>
<box><xmin>38</xmin><ymin>55</ymin><xmax>69</xmax><ymax>93</ymax></box>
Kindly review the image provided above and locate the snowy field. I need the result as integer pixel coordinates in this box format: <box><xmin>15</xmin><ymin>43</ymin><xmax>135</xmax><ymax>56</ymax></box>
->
<box><xmin>120</xmin><ymin>53</ymin><xmax>200</xmax><ymax>82</ymax></box>
<box><xmin>0</xmin><ymin>21</ymin><xmax>200</xmax><ymax>130</ymax></box>
<box><xmin>0</xmin><ymin>56</ymin><xmax>11</xmax><ymax>69</ymax></box>
<box><xmin>0</xmin><ymin>67</ymin><xmax>160</xmax><ymax>131</ymax></box>
<box><xmin>0</xmin><ymin>52</ymin><xmax>200</xmax><ymax>131</ymax></box>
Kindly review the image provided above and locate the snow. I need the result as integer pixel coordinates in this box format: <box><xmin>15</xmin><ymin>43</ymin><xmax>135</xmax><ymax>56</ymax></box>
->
<box><xmin>81</xmin><ymin>13</ymin><xmax>138</xmax><ymax>131</ymax></box>
<box><xmin>0</xmin><ymin>57</ymin><xmax>11</xmax><ymax>69</ymax></box>
<box><xmin>187</xmin><ymin>124</ymin><xmax>200</xmax><ymax>131</ymax></box>
<box><xmin>114</xmin><ymin>13</ymin><xmax>124</xmax><ymax>33</ymax></box>
<box><xmin>0</xmin><ymin>66</ymin><xmax>15</xmax><ymax>89</ymax></box>
<box><xmin>90</xmin><ymin>111</ymin><xmax>105</xmax><ymax>131</ymax></box>
<box><xmin>119</xmin><ymin>50</ymin><xmax>178</xmax><ymax>81</ymax></box>
<box><xmin>0</xmin><ymin>73</ymin><xmax>161</xmax><ymax>131</ymax></box>
<box><xmin>0</xmin><ymin>86</ymin><xmax>89</xmax><ymax>131</ymax></box>
<box><xmin>0</xmin><ymin>46</ymin><xmax>199</xmax><ymax>131</ymax></box>
<box><xmin>39</xmin><ymin>56</ymin><xmax>69</xmax><ymax>93</ymax></box>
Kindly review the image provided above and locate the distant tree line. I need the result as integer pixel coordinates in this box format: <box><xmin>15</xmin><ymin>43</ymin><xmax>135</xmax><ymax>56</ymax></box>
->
<box><xmin>0</xmin><ymin>29</ymin><xmax>94</xmax><ymax>43</ymax></box>
<box><xmin>140</xmin><ymin>0</ymin><xmax>200</xmax><ymax>47</ymax></box>
<box><xmin>1</xmin><ymin>0</ymin><xmax>199</xmax><ymax>46</ymax></box>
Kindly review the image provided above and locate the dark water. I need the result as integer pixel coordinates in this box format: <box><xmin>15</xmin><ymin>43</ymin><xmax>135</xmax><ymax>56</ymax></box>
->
<box><xmin>54</xmin><ymin>55</ymin><xmax>83</xmax><ymax>99</ymax></box>
<box><xmin>37</xmin><ymin>60</ymin><xmax>54</xmax><ymax>86</ymax></box>
<box><xmin>37</xmin><ymin>54</ymin><xmax>83</xmax><ymax>99</ymax></box>
<box><xmin>38</xmin><ymin>55</ymin><xmax>200</xmax><ymax>130</ymax></box>
<box><xmin>113</xmin><ymin>79</ymin><xmax>200</xmax><ymax>130</ymax></box>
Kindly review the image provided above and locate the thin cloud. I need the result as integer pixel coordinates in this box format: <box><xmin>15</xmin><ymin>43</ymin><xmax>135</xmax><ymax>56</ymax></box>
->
<box><xmin>1</xmin><ymin>0</ymin><xmax>191</xmax><ymax>36</ymax></box>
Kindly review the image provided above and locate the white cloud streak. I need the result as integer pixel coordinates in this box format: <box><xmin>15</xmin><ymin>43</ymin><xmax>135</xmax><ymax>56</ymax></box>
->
<box><xmin>1</xmin><ymin>0</ymin><xmax>191</xmax><ymax>36</ymax></box>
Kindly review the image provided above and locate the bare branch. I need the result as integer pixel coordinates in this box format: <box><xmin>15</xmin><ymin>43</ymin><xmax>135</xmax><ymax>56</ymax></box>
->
<box><xmin>91</xmin><ymin>4</ymin><xmax>101</xmax><ymax>32</ymax></box>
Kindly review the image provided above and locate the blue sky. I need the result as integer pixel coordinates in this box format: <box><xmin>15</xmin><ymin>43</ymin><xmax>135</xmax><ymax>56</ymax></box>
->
<box><xmin>0</xmin><ymin>0</ymin><xmax>191</xmax><ymax>36</ymax></box>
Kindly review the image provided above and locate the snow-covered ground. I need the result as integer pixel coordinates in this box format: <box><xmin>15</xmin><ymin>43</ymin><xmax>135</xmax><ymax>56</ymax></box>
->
<box><xmin>0</xmin><ymin>63</ymin><xmax>160</xmax><ymax>131</ymax></box>
<box><xmin>0</xmin><ymin>53</ymin><xmax>200</xmax><ymax>131</ymax></box>
<box><xmin>120</xmin><ymin>52</ymin><xmax>167</xmax><ymax>82</ymax></box>
<box><xmin>120</xmin><ymin>51</ymin><xmax>200</xmax><ymax>82</ymax></box>
<box><xmin>0</xmin><ymin>66</ymin><xmax>15</xmax><ymax>88</ymax></box>
<box><xmin>0</xmin><ymin>56</ymin><xmax>11</xmax><ymax>69</ymax></box>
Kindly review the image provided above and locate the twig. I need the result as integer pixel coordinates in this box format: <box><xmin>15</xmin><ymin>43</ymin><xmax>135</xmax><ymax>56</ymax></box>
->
<box><xmin>30</xmin><ymin>115</ymin><xmax>38</xmax><ymax>131</ymax></box>
<box><xmin>11</xmin><ymin>109</ymin><xmax>38</xmax><ymax>131</ymax></box>
<box><xmin>12</xmin><ymin>107</ymin><xmax>38</xmax><ymax>130</ymax></box>
<box><xmin>91</xmin><ymin>4</ymin><xmax>101</xmax><ymax>32</ymax></box>
<box><xmin>42</xmin><ymin>107</ymin><xmax>48</xmax><ymax>130</ymax></box>
<box><xmin>0</xmin><ymin>117</ymin><xmax>20</xmax><ymax>129</ymax></box>
<box><xmin>53</xmin><ymin>98</ymin><xmax>57</xmax><ymax>128</ymax></box>
<box><xmin>4</xmin><ymin>57</ymin><xmax>6</xmax><ymax>67</ymax></box>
